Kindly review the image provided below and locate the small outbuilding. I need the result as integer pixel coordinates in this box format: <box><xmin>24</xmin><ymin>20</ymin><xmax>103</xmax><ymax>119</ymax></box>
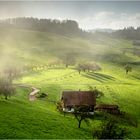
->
<box><xmin>95</xmin><ymin>104</ymin><xmax>120</xmax><ymax>115</ymax></box>
<box><xmin>61</xmin><ymin>91</ymin><xmax>96</xmax><ymax>114</ymax></box>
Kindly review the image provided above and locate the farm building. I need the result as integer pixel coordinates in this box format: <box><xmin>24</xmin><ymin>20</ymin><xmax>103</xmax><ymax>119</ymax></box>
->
<box><xmin>95</xmin><ymin>104</ymin><xmax>120</xmax><ymax>115</ymax></box>
<box><xmin>61</xmin><ymin>91</ymin><xmax>96</xmax><ymax>114</ymax></box>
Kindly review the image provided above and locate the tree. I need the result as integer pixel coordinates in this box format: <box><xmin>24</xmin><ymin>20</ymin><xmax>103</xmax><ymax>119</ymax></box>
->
<box><xmin>93</xmin><ymin>118</ymin><xmax>129</xmax><ymax>139</ymax></box>
<box><xmin>124</xmin><ymin>65</ymin><xmax>132</xmax><ymax>74</ymax></box>
<box><xmin>4</xmin><ymin>67</ymin><xmax>21</xmax><ymax>83</ymax></box>
<box><xmin>76</xmin><ymin>64</ymin><xmax>82</xmax><ymax>74</ymax></box>
<box><xmin>76</xmin><ymin>63</ymin><xmax>87</xmax><ymax>74</ymax></box>
<box><xmin>73</xmin><ymin>106</ymin><xmax>93</xmax><ymax>128</ymax></box>
<box><xmin>0</xmin><ymin>77</ymin><xmax>15</xmax><ymax>99</ymax></box>
<box><xmin>1</xmin><ymin>17</ymin><xmax>81</xmax><ymax>36</ymax></box>
<box><xmin>76</xmin><ymin>61</ymin><xmax>101</xmax><ymax>74</ymax></box>
<box><xmin>63</xmin><ymin>52</ymin><xmax>77</xmax><ymax>68</ymax></box>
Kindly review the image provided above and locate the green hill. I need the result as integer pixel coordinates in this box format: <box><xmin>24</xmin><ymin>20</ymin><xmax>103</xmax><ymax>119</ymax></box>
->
<box><xmin>0</xmin><ymin>27</ymin><xmax>140</xmax><ymax>139</ymax></box>
<box><xmin>0</xmin><ymin>27</ymin><xmax>136</xmax><ymax>65</ymax></box>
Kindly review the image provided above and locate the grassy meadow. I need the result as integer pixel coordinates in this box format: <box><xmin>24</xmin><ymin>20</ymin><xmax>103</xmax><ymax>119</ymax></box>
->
<box><xmin>0</xmin><ymin>27</ymin><xmax>140</xmax><ymax>138</ymax></box>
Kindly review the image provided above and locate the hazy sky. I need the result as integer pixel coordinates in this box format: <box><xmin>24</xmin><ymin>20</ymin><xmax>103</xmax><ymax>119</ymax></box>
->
<box><xmin>0</xmin><ymin>1</ymin><xmax>140</xmax><ymax>30</ymax></box>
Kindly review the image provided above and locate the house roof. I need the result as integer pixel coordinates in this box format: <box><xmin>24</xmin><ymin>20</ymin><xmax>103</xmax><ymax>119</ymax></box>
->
<box><xmin>62</xmin><ymin>91</ymin><xmax>96</xmax><ymax>107</ymax></box>
<box><xmin>95</xmin><ymin>104</ymin><xmax>119</xmax><ymax>110</ymax></box>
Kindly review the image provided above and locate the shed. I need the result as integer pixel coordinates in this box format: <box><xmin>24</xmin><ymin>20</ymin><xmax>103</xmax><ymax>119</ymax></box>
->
<box><xmin>95</xmin><ymin>104</ymin><xmax>120</xmax><ymax>115</ymax></box>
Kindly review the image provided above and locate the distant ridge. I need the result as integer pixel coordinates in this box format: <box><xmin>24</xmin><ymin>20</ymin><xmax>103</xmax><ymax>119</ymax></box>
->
<box><xmin>88</xmin><ymin>28</ymin><xmax>116</xmax><ymax>33</ymax></box>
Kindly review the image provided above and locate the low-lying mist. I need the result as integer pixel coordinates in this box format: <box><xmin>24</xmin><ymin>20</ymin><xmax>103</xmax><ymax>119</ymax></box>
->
<box><xmin>0</xmin><ymin>17</ymin><xmax>139</xmax><ymax>77</ymax></box>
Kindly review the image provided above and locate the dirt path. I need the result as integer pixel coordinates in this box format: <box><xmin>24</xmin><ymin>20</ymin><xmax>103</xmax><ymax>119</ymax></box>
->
<box><xmin>29</xmin><ymin>87</ymin><xmax>40</xmax><ymax>101</ymax></box>
<box><xmin>14</xmin><ymin>84</ymin><xmax>40</xmax><ymax>101</ymax></box>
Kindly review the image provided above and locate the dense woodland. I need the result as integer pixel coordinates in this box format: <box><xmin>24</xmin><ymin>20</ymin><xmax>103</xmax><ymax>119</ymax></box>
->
<box><xmin>112</xmin><ymin>27</ymin><xmax>140</xmax><ymax>40</ymax></box>
<box><xmin>0</xmin><ymin>18</ymin><xmax>83</xmax><ymax>36</ymax></box>
<box><xmin>1</xmin><ymin>17</ymin><xmax>140</xmax><ymax>40</ymax></box>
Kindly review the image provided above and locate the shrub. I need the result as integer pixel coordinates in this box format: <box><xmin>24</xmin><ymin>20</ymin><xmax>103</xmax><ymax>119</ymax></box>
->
<box><xmin>56</xmin><ymin>101</ymin><xmax>63</xmax><ymax>112</ymax></box>
<box><xmin>37</xmin><ymin>92</ymin><xmax>48</xmax><ymax>98</ymax></box>
<box><xmin>93</xmin><ymin>118</ymin><xmax>130</xmax><ymax>139</ymax></box>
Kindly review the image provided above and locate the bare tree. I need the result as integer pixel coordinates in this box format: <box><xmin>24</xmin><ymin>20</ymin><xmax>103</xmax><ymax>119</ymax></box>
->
<box><xmin>76</xmin><ymin>61</ymin><xmax>101</xmax><ymax>74</ymax></box>
<box><xmin>0</xmin><ymin>77</ymin><xmax>15</xmax><ymax>99</ymax></box>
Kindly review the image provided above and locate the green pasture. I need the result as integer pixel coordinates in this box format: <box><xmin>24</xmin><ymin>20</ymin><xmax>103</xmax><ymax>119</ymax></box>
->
<box><xmin>0</xmin><ymin>28</ymin><xmax>140</xmax><ymax>138</ymax></box>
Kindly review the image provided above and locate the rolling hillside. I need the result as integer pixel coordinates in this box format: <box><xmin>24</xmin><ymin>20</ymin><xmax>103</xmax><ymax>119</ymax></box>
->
<box><xmin>0</xmin><ymin>27</ymin><xmax>137</xmax><ymax>66</ymax></box>
<box><xmin>0</xmin><ymin>27</ymin><xmax>140</xmax><ymax>138</ymax></box>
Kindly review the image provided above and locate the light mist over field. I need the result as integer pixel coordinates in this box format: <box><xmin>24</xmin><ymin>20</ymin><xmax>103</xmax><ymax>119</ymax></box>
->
<box><xmin>0</xmin><ymin>1</ymin><xmax>140</xmax><ymax>76</ymax></box>
<box><xmin>0</xmin><ymin>1</ymin><xmax>140</xmax><ymax>139</ymax></box>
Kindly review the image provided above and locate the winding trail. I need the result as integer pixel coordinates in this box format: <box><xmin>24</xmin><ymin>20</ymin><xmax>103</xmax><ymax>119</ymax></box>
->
<box><xmin>29</xmin><ymin>87</ymin><xmax>40</xmax><ymax>101</ymax></box>
<box><xmin>14</xmin><ymin>84</ymin><xmax>40</xmax><ymax>101</ymax></box>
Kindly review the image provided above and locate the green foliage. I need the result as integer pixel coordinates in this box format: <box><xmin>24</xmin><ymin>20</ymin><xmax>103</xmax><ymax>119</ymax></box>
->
<box><xmin>0</xmin><ymin>26</ymin><xmax>140</xmax><ymax>138</ymax></box>
<box><xmin>56</xmin><ymin>101</ymin><xmax>63</xmax><ymax>112</ymax></box>
<box><xmin>0</xmin><ymin>87</ymin><xmax>93</xmax><ymax>139</ymax></box>
<box><xmin>93</xmin><ymin>118</ymin><xmax>130</xmax><ymax>139</ymax></box>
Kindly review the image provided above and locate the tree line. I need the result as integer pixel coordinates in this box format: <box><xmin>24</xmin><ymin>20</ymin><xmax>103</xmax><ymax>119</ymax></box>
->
<box><xmin>0</xmin><ymin>17</ymin><xmax>84</xmax><ymax>36</ymax></box>
<box><xmin>1</xmin><ymin>17</ymin><xmax>140</xmax><ymax>40</ymax></box>
<box><xmin>111</xmin><ymin>27</ymin><xmax>140</xmax><ymax>40</ymax></box>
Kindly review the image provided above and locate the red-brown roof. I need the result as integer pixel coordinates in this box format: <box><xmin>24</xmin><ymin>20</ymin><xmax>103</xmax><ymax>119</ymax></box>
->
<box><xmin>62</xmin><ymin>91</ymin><xmax>96</xmax><ymax>107</ymax></box>
<box><xmin>95</xmin><ymin>104</ymin><xmax>119</xmax><ymax>110</ymax></box>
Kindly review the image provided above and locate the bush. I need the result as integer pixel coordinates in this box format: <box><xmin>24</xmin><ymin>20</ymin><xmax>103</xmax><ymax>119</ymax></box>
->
<box><xmin>93</xmin><ymin>118</ymin><xmax>130</xmax><ymax>139</ymax></box>
<box><xmin>56</xmin><ymin>101</ymin><xmax>63</xmax><ymax>112</ymax></box>
<box><xmin>37</xmin><ymin>92</ymin><xmax>48</xmax><ymax>98</ymax></box>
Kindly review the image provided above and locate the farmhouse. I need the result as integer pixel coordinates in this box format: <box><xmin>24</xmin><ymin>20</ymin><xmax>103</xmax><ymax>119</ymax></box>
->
<box><xmin>61</xmin><ymin>91</ymin><xmax>96</xmax><ymax>114</ymax></box>
<box><xmin>95</xmin><ymin>104</ymin><xmax>120</xmax><ymax>115</ymax></box>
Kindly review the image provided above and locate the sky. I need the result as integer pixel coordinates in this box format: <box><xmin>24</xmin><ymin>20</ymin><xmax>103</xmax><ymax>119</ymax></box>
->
<box><xmin>0</xmin><ymin>1</ymin><xmax>140</xmax><ymax>30</ymax></box>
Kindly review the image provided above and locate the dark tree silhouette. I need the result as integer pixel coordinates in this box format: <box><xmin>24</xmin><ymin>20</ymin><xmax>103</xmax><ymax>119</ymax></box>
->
<box><xmin>0</xmin><ymin>77</ymin><xmax>15</xmax><ymax>99</ymax></box>
<box><xmin>112</xmin><ymin>26</ymin><xmax>140</xmax><ymax>40</ymax></box>
<box><xmin>0</xmin><ymin>17</ymin><xmax>82</xmax><ymax>36</ymax></box>
<box><xmin>124</xmin><ymin>65</ymin><xmax>132</xmax><ymax>74</ymax></box>
<box><xmin>73</xmin><ymin>106</ymin><xmax>93</xmax><ymax>128</ymax></box>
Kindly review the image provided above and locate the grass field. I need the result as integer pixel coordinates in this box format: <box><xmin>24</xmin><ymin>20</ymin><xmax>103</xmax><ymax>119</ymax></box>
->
<box><xmin>0</xmin><ymin>28</ymin><xmax>140</xmax><ymax>138</ymax></box>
